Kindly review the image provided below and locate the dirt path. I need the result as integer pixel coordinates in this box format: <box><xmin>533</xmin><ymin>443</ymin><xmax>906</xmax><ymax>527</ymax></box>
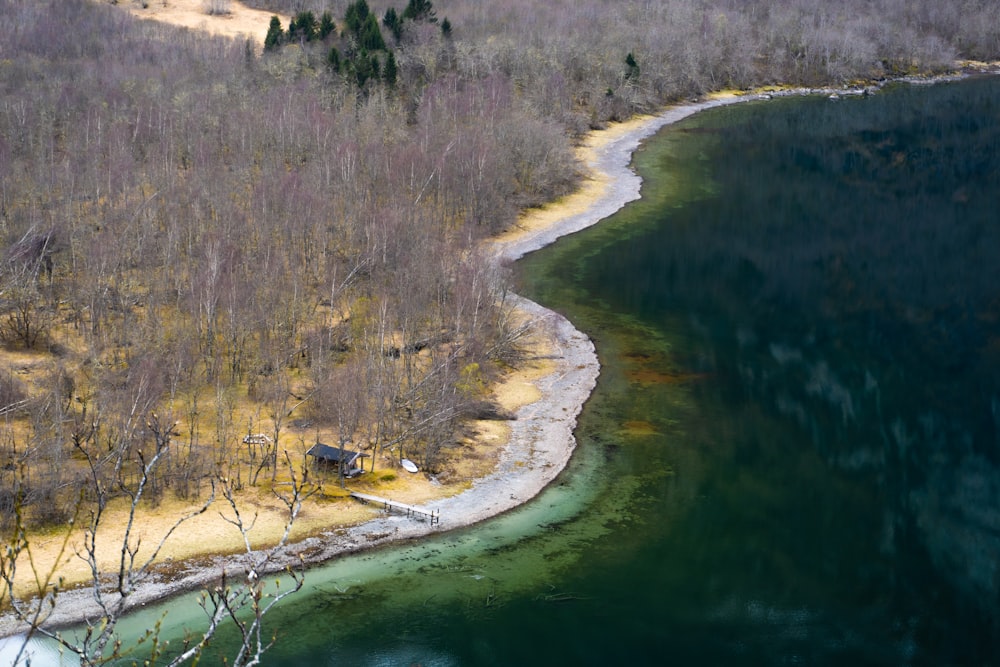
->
<box><xmin>118</xmin><ymin>0</ymin><xmax>287</xmax><ymax>46</ymax></box>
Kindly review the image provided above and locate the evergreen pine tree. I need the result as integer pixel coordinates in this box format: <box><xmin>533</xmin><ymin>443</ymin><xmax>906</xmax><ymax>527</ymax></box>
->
<box><xmin>327</xmin><ymin>46</ymin><xmax>342</xmax><ymax>73</ymax></box>
<box><xmin>354</xmin><ymin>48</ymin><xmax>373</xmax><ymax>87</ymax></box>
<box><xmin>383</xmin><ymin>50</ymin><xmax>398</xmax><ymax>87</ymax></box>
<box><xmin>291</xmin><ymin>11</ymin><xmax>317</xmax><ymax>42</ymax></box>
<box><xmin>344</xmin><ymin>0</ymin><xmax>370</xmax><ymax>38</ymax></box>
<box><xmin>440</xmin><ymin>17</ymin><xmax>452</xmax><ymax>37</ymax></box>
<box><xmin>264</xmin><ymin>15</ymin><xmax>284</xmax><ymax>51</ymax></box>
<box><xmin>319</xmin><ymin>11</ymin><xmax>335</xmax><ymax>40</ymax></box>
<box><xmin>360</xmin><ymin>13</ymin><xmax>386</xmax><ymax>51</ymax></box>
<box><xmin>402</xmin><ymin>0</ymin><xmax>435</xmax><ymax>23</ymax></box>
<box><xmin>383</xmin><ymin>7</ymin><xmax>402</xmax><ymax>42</ymax></box>
<box><xmin>625</xmin><ymin>52</ymin><xmax>639</xmax><ymax>78</ymax></box>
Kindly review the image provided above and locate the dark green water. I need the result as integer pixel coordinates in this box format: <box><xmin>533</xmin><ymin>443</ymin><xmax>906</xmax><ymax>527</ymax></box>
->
<box><xmin>18</xmin><ymin>77</ymin><xmax>999</xmax><ymax>666</ymax></box>
<box><xmin>260</xmin><ymin>76</ymin><xmax>999</xmax><ymax>665</ymax></box>
<box><xmin>217</xmin><ymin>78</ymin><xmax>1000</xmax><ymax>665</ymax></box>
<box><xmin>511</xmin><ymin>77</ymin><xmax>1000</xmax><ymax>665</ymax></box>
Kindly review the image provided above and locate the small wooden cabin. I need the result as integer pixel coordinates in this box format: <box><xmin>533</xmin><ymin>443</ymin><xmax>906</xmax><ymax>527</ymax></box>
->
<box><xmin>306</xmin><ymin>442</ymin><xmax>366</xmax><ymax>478</ymax></box>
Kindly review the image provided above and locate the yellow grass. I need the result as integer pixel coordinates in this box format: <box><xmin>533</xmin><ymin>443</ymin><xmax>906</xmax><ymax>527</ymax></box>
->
<box><xmin>12</xmin><ymin>1</ymin><xmax>992</xmax><ymax>609</ymax></box>
<box><xmin>5</xmin><ymin>302</ymin><xmax>559</xmax><ymax>598</ymax></box>
<box><xmin>496</xmin><ymin>114</ymin><xmax>658</xmax><ymax>246</ymax></box>
<box><xmin>5</xmin><ymin>0</ymin><xmax>626</xmax><ymax>600</ymax></box>
<box><xmin>120</xmin><ymin>0</ymin><xmax>288</xmax><ymax>48</ymax></box>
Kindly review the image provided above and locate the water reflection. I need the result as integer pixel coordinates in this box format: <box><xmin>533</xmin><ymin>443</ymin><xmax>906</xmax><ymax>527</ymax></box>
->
<box><xmin>566</xmin><ymin>76</ymin><xmax>1000</xmax><ymax>657</ymax></box>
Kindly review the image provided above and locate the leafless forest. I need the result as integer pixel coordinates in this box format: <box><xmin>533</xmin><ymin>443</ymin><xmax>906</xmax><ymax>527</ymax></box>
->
<box><xmin>0</xmin><ymin>0</ymin><xmax>998</xmax><ymax>545</ymax></box>
<box><xmin>0</xmin><ymin>0</ymin><xmax>997</xmax><ymax>662</ymax></box>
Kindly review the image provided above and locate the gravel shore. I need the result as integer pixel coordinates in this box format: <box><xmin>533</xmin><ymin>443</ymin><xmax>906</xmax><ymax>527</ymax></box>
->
<box><xmin>0</xmin><ymin>95</ymin><xmax>758</xmax><ymax>638</ymax></box>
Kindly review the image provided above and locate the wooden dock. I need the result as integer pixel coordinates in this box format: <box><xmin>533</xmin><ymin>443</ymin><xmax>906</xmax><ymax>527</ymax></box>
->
<box><xmin>350</xmin><ymin>492</ymin><xmax>440</xmax><ymax>525</ymax></box>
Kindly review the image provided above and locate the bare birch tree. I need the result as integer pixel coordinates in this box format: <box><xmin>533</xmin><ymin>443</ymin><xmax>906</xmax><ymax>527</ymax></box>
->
<box><xmin>0</xmin><ymin>417</ymin><xmax>312</xmax><ymax>667</ymax></box>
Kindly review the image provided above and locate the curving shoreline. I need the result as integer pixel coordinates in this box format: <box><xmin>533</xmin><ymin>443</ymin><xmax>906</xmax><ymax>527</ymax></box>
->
<box><xmin>0</xmin><ymin>88</ymin><xmax>882</xmax><ymax>638</ymax></box>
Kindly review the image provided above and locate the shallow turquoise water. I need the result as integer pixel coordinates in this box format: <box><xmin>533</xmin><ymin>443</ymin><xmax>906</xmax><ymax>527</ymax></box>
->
<box><xmin>20</xmin><ymin>76</ymin><xmax>1000</xmax><ymax>666</ymax></box>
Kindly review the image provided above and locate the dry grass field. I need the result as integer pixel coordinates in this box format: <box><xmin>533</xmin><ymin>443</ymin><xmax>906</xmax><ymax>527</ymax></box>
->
<box><xmin>117</xmin><ymin>0</ymin><xmax>287</xmax><ymax>46</ymax></box>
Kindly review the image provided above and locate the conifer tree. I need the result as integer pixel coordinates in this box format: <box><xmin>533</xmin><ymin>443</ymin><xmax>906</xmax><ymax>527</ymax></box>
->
<box><xmin>327</xmin><ymin>46</ymin><xmax>342</xmax><ymax>73</ymax></box>
<box><xmin>625</xmin><ymin>51</ymin><xmax>639</xmax><ymax>78</ymax></box>
<box><xmin>291</xmin><ymin>11</ymin><xmax>317</xmax><ymax>42</ymax></box>
<box><xmin>263</xmin><ymin>15</ymin><xmax>284</xmax><ymax>51</ymax></box>
<box><xmin>383</xmin><ymin>50</ymin><xmax>398</xmax><ymax>87</ymax></box>
<box><xmin>360</xmin><ymin>13</ymin><xmax>386</xmax><ymax>51</ymax></box>
<box><xmin>344</xmin><ymin>0</ymin><xmax>370</xmax><ymax>38</ymax></box>
<box><xmin>402</xmin><ymin>0</ymin><xmax>435</xmax><ymax>23</ymax></box>
<box><xmin>383</xmin><ymin>7</ymin><xmax>402</xmax><ymax>42</ymax></box>
<box><xmin>354</xmin><ymin>48</ymin><xmax>374</xmax><ymax>86</ymax></box>
<box><xmin>440</xmin><ymin>17</ymin><xmax>452</xmax><ymax>37</ymax></box>
<box><xmin>319</xmin><ymin>11</ymin><xmax>335</xmax><ymax>40</ymax></box>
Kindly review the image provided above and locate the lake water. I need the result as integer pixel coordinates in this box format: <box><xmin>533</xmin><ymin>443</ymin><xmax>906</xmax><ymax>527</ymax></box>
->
<box><xmin>15</xmin><ymin>76</ymin><xmax>1000</xmax><ymax>666</ymax></box>
<box><xmin>511</xmin><ymin>76</ymin><xmax>1000</xmax><ymax>665</ymax></box>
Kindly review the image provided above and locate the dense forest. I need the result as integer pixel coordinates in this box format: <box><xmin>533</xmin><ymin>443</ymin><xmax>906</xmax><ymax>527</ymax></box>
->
<box><xmin>0</xmin><ymin>0</ymin><xmax>997</xmax><ymax>538</ymax></box>
<box><xmin>0</xmin><ymin>0</ymin><xmax>997</xmax><ymax>661</ymax></box>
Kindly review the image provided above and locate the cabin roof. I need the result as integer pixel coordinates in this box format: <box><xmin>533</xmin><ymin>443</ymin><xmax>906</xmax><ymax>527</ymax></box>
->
<box><xmin>306</xmin><ymin>443</ymin><xmax>364</xmax><ymax>464</ymax></box>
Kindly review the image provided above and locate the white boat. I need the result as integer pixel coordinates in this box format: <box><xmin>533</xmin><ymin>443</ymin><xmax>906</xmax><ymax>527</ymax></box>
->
<box><xmin>400</xmin><ymin>458</ymin><xmax>419</xmax><ymax>473</ymax></box>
